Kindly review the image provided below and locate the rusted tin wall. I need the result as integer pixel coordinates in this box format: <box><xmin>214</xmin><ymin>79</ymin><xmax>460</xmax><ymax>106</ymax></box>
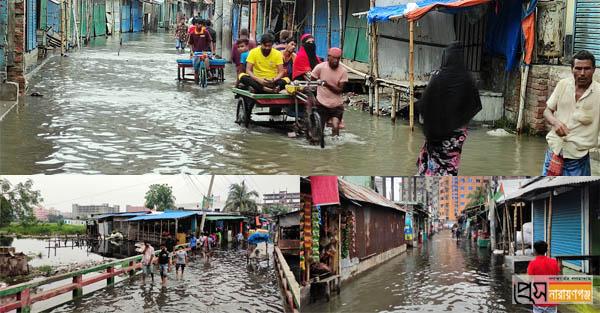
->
<box><xmin>352</xmin><ymin>203</ymin><xmax>405</xmax><ymax>259</ymax></box>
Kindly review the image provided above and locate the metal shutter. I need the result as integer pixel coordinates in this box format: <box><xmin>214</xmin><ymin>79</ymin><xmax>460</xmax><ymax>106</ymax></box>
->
<box><xmin>26</xmin><ymin>0</ymin><xmax>37</xmax><ymax>51</ymax></box>
<box><xmin>121</xmin><ymin>0</ymin><xmax>130</xmax><ymax>32</ymax></box>
<box><xmin>533</xmin><ymin>199</ymin><xmax>545</xmax><ymax>243</ymax></box>
<box><xmin>550</xmin><ymin>189</ymin><xmax>582</xmax><ymax>268</ymax></box>
<box><xmin>132</xmin><ymin>0</ymin><xmax>142</xmax><ymax>32</ymax></box>
<box><xmin>574</xmin><ymin>0</ymin><xmax>600</xmax><ymax>66</ymax></box>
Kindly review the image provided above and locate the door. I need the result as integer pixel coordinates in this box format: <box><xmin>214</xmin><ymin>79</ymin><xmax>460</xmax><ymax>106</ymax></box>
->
<box><xmin>26</xmin><ymin>0</ymin><xmax>37</xmax><ymax>51</ymax></box>
<box><xmin>94</xmin><ymin>2</ymin><xmax>106</xmax><ymax>36</ymax></box>
<box><xmin>132</xmin><ymin>0</ymin><xmax>142</xmax><ymax>32</ymax></box>
<box><xmin>121</xmin><ymin>0</ymin><xmax>130</xmax><ymax>32</ymax></box>
<box><xmin>46</xmin><ymin>0</ymin><xmax>60</xmax><ymax>33</ymax></box>
<box><xmin>574</xmin><ymin>0</ymin><xmax>600</xmax><ymax>65</ymax></box>
<box><xmin>551</xmin><ymin>189</ymin><xmax>583</xmax><ymax>268</ymax></box>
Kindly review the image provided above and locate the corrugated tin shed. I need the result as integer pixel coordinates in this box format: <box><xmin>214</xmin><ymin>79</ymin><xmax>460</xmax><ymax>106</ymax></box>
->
<box><xmin>503</xmin><ymin>176</ymin><xmax>600</xmax><ymax>202</ymax></box>
<box><xmin>339</xmin><ymin>178</ymin><xmax>406</xmax><ymax>213</ymax></box>
<box><xmin>128</xmin><ymin>210</ymin><xmax>200</xmax><ymax>221</ymax></box>
<box><xmin>94</xmin><ymin>212</ymin><xmax>149</xmax><ymax>220</ymax></box>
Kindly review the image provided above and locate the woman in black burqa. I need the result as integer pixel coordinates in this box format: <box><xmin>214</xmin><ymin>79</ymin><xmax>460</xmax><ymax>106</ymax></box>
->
<box><xmin>416</xmin><ymin>42</ymin><xmax>482</xmax><ymax>176</ymax></box>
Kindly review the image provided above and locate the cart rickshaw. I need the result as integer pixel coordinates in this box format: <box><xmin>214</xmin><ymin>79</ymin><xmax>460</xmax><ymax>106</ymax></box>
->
<box><xmin>232</xmin><ymin>80</ymin><xmax>327</xmax><ymax>148</ymax></box>
<box><xmin>177</xmin><ymin>52</ymin><xmax>227</xmax><ymax>87</ymax></box>
<box><xmin>247</xmin><ymin>231</ymin><xmax>271</xmax><ymax>270</ymax></box>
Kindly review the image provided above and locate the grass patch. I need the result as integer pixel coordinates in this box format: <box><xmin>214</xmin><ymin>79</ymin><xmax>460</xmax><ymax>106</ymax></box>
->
<box><xmin>488</xmin><ymin>117</ymin><xmax>538</xmax><ymax>136</ymax></box>
<box><xmin>37</xmin><ymin>265</ymin><xmax>53</xmax><ymax>276</ymax></box>
<box><xmin>0</xmin><ymin>223</ymin><xmax>85</xmax><ymax>236</ymax></box>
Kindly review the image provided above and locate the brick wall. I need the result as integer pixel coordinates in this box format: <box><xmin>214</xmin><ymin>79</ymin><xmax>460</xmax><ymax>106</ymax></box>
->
<box><xmin>504</xmin><ymin>64</ymin><xmax>600</xmax><ymax>135</ymax></box>
<box><xmin>6</xmin><ymin>0</ymin><xmax>26</xmax><ymax>95</ymax></box>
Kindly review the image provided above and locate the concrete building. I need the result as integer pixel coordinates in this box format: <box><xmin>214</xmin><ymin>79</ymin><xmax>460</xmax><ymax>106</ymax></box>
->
<box><xmin>72</xmin><ymin>203</ymin><xmax>120</xmax><ymax>218</ymax></box>
<box><xmin>125</xmin><ymin>205</ymin><xmax>151</xmax><ymax>213</ymax></box>
<box><xmin>438</xmin><ymin>176</ymin><xmax>490</xmax><ymax>223</ymax></box>
<box><xmin>63</xmin><ymin>219</ymin><xmax>86</xmax><ymax>226</ymax></box>
<box><xmin>263</xmin><ymin>191</ymin><xmax>301</xmax><ymax>210</ymax></box>
<box><xmin>33</xmin><ymin>207</ymin><xmax>50</xmax><ymax>222</ymax></box>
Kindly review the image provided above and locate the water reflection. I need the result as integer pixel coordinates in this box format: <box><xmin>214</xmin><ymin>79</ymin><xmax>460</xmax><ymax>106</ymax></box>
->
<box><xmin>308</xmin><ymin>230</ymin><xmax>530</xmax><ymax>313</ymax></box>
<box><xmin>1</xmin><ymin>32</ymin><xmax>596</xmax><ymax>175</ymax></box>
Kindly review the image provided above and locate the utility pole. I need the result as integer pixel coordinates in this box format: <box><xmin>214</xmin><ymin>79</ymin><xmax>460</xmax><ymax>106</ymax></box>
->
<box><xmin>489</xmin><ymin>177</ymin><xmax>497</xmax><ymax>251</ymax></box>
<box><xmin>198</xmin><ymin>175</ymin><xmax>215</xmax><ymax>236</ymax></box>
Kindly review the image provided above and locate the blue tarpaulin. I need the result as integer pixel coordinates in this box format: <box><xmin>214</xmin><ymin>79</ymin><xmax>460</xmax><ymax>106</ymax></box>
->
<box><xmin>367</xmin><ymin>0</ymin><xmax>490</xmax><ymax>23</ymax></box>
<box><xmin>483</xmin><ymin>0</ymin><xmax>538</xmax><ymax>71</ymax></box>
<box><xmin>248</xmin><ymin>232</ymin><xmax>271</xmax><ymax>244</ymax></box>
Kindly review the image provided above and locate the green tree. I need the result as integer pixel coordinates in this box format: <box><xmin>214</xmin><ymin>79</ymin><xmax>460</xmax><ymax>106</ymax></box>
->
<box><xmin>0</xmin><ymin>179</ymin><xmax>43</xmax><ymax>227</ymax></box>
<box><xmin>47</xmin><ymin>214</ymin><xmax>64</xmax><ymax>224</ymax></box>
<box><xmin>466</xmin><ymin>186</ymin><xmax>489</xmax><ymax>208</ymax></box>
<box><xmin>262</xmin><ymin>203</ymin><xmax>290</xmax><ymax>216</ymax></box>
<box><xmin>224</xmin><ymin>182</ymin><xmax>259</xmax><ymax>214</ymax></box>
<box><xmin>145</xmin><ymin>184</ymin><xmax>176</xmax><ymax>211</ymax></box>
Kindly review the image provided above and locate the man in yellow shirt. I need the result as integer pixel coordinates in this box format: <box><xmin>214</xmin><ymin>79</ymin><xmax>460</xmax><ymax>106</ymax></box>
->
<box><xmin>239</xmin><ymin>32</ymin><xmax>289</xmax><ymax>93</ymax></box>
<box><xmin>542</xmin><ymin>50</ymin><xmax>600</xmax><ymax>176</ymax></box>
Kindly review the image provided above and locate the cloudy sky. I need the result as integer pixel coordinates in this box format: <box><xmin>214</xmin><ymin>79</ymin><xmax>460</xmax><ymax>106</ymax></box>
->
<box><xmin>1</xmin><ymin>175</ymin><xmax>299</xmax><ymax>213</ymax></box>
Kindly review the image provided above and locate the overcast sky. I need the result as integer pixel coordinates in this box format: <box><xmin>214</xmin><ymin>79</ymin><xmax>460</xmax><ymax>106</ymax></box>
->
<box><xmin>1</xmin><ymin>175</ymin><xmax>299</xmax><ymax>213</ymax></box>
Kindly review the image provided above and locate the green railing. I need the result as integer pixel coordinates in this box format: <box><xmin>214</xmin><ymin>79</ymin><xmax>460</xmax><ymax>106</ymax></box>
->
<box><xmin>0</xmin><ymin>243</ymin><xmax>190</xmax><ymax>313</ymax></box>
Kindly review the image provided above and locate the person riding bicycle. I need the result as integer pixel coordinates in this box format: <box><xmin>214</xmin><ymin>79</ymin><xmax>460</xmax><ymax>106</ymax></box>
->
<box><xmin>310</xmin><ymin>47</ymin><xmax>347</xmax><ymax>136</ymax></box>
<box><xmin>188</xmin><ymin>18</ymin><xmax>214</xmax><ymax>80</ymax></box>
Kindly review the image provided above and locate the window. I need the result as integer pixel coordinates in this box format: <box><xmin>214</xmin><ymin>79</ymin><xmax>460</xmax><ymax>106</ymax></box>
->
<box><xmin>461</xmin><ymin>195</ymin><xmax>465</xmax><ymax>198</ymax></box>
<box><xmin>461</xmin><ymin>187</ymin><xmax>465</xmax><ymax>190</ymax></box>
<box><xmin>476</xmin><ymin>179</ymin><xmax>481</xmax><ymax>183</ymax></box>
<box><xmin>469</xmin><ymin>187</ymin><xmax>473</xmax><ymax>191</ymax></box>
<box><xmin>461</xmin><ymin>179</ymin><xmax>465</xmax><ymax>182</ymax></box>
<box><xmin>461</xmin><ymin>202</ymin><xmax>465</xmax><ymax>205</ymax></box>
<box><xmin>468</xmin><ymin>179</ymin><xmax>472</xmax><ymax>182</ymax></box>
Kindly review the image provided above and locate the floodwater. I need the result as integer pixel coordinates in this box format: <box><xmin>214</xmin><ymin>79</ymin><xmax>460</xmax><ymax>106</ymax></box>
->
<box><xmin>11</xmin><ymin>238</ymin><xmax>106</xmax><ymax>267</ymax></box>
<box><xmin>1</xmin><ymin>31</ymin><xmax>598</xmax><ymax>175</ymax></box>
<box><xmin>47</xmin><ymin>244</ymin><xmax>283</xmax><ymax>313</ymax></box>
<box><xmin>308</xmin><ymin>230</ymin><xmax>530</xmax><ymax>313</ymax></box>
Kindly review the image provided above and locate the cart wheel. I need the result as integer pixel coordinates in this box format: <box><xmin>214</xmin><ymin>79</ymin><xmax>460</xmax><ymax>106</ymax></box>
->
<box><xmin>236</xmin><ymin>97</ymin><xmax>250</xmax><ymax>127</ymax></box>
<box><xmin>219</xmin><ymin>68</ymin><xmax>224</xmax><ymax>82</ymax></box>
<box><xmin>200</xmin><ymin>68</ymin><xmax>207</xmax><ymax>87</ymax></box>
<box><xmin>310</xmin><ymin>111</ymin><xmax>325</xmax><ymax>148</ymax></box>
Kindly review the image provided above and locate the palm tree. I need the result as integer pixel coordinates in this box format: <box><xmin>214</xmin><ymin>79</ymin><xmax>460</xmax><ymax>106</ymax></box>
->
<box><xmin>224</xmin><ymin>181</ymin><xmax>259</xmax><ymax>214</ymax></box>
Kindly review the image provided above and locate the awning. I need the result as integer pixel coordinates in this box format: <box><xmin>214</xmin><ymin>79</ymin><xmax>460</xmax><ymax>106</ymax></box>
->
<box><xmin>502</xmin><ymin>176</ymin><xmax>600</xmax><ymax>202</ymax></box>
<box><xmin>205</xmin><ymin>216</ymin><xmax>246</xmax><ymax>221</ymax></box>
<box><xmin>339</xmin><ymin>178</ymin><xmax>406</xmax><ymax>213</ymax></box>
<box><xmin>94</xmin><ymin>212</ymin><xmax>149</xmax><ymax>220</ymax></box>
<box><xmin>367</xmin><ymin>0</ymin><xmax>491</xmax><ymax>23</ymax></box>
<box><xmin>128</xmin><ymin>210</ymin><xmax>200</xmax><ymax>221</ymax></box>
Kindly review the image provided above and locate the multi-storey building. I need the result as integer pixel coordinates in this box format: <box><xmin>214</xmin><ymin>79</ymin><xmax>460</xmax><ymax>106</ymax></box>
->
<box><xmin>438</xmin><ymin>176</ymin><xmax>490</xmax><ymax>223</ymax></box>
<box><xmin>263</xmin><ymin>191</ymin><xmax>301</xmax><ymax>210</ymax></box>
<box><xmin>72</xmin><ymin>203</ymin><xmax>120</xmax><ymax>218</ymax></box>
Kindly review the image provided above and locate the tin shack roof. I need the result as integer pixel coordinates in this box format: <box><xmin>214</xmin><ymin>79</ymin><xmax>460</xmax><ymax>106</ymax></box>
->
<box><xmin>128</xmin><ymin>210</ymin><xmax>200</xmax><ymax>221</ymax></box>
<box><xmin>503</xmin><ymin>176</ymin><xmax>600</xmax><ymax>202</ymax></box>
<box><xmin>338</xmin><ymin>178</ymin><xmax>406</xmax><ymax>213</ymax></box>
<box><xmin>94</xmin><ymin>212</ymin><xmax>149</xmax><ymax>220</ymax></box>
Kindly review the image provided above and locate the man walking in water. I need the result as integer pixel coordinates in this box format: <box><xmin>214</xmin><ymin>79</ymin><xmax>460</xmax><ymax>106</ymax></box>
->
<box><xmin>542</xmin><ymin>50</ymin><xmax>600</xmax><ymax>175</ymax></box>
<box><xmin>157</xmin><ymin>244</ymin><xmax>170</xmax><ymax>287</ymax></box>
<box><xmin>311</xmin><ymin>47</ymin><xmax>348</xmax><ymax>137</ymax></box>
<box><xmin>141</xmin><ymin>241</ymin><xmax>154</xmax><ymax>285</ymax></box>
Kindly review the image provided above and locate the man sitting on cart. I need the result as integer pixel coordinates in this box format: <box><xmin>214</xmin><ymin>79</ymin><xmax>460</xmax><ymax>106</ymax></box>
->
<box><xmin>188</xmin><ymin>18</ymin><xmax>214</xmax><ymax>80</ymax></box>
<box><xmin>239</xmin><ymin>32</ymin><xmax>290</xmax><ymax>94</ymax></box>
<box><xmin>310</xmin><ymin>47</ymin><xmax>347</xmax><ymax>136</ymax></box>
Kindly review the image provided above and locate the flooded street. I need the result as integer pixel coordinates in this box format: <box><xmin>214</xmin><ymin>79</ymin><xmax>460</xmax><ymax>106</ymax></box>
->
<box><xmin>1</xmin><ymin>31</ymin><xmax>598</xmax><ymax>175</ymax></box>
<box><xmin>308</xmin><ymin>230</ymin><xmax>529</xmax><ymax>313</ymax></box>
<box><xmin>40</xmin><ymin>244</ymin><xmax>282</xmax><ymax>313</ymax></box>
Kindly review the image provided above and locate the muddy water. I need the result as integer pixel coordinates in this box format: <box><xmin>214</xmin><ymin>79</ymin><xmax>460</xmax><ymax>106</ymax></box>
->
<box><xmin>11</xmin><ymin>238</ymin><xmax>106</xmax><ymax>267</ymax></box>
<box><xmin>49</xmin><ymin>244</ymin><xmax>283</xmax><ymax>313</ymax></box>
<box><xmin>2</xmin><ymin>31</ymin><xmax>597</xmax><ymax>175</ymax></box>
<box><xmin>308</xmin><ymin>230</ymin><xmax>529</xmax><ymax>313</ymax></box>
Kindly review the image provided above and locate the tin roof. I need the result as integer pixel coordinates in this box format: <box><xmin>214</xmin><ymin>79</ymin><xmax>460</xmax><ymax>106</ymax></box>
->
<box><xmin>94</xmin><ymin>212</ymin><xmax>149</xmax><ymax>220</ymax></box>
<box><xmin>503</xmin><ymin>176</ymin><xmax>600</xmax><ymax>202</ymax></box>
<box><xmin>128</xmin><ymin>210</ymin><xmax>200</xmax><ymax>221</ymax></box>
<box><xmin>338</xmin><ymin>178</ymin><xmax>406</xmax><ymax>212</ymax></box>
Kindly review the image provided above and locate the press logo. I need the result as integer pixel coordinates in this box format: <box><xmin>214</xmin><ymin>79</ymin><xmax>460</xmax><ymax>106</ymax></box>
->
<box><xmin>512</xmin><ymin>275</ymin><xmax>594</xmax><ymax>305</ymax></box>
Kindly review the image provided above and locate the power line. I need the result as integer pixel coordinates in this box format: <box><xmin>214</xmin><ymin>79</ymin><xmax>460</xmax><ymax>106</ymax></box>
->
<box><xmin>44</xmin><ymin>176</ymin><xmax>173</xmax><ymax>207</ymax></box>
